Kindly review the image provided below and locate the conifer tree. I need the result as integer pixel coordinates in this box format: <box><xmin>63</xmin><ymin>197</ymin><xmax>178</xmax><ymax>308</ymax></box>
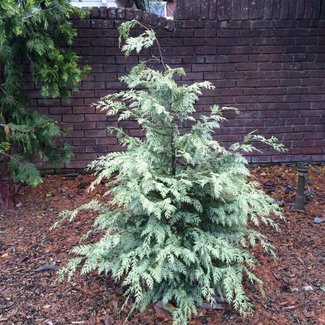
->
<box><xmin>55</xmin><ymin>21</ymin><xmax>286</xmax><ymax>324</ymax></box>
<box><xmin>0</xmin><ymin>0</ymin><xmax>89</xmax><ymax>209</ymax></box>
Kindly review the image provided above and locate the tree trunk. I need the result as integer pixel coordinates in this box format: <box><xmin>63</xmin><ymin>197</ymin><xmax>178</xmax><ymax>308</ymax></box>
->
<box><xmin>0</xmin><ymin>158</ymin><xmax>15</xmax><ymax>210</ymax></box>
<box><xmin>0</xmin><ymin>61</ymin><xmax>15</xmax><ymax>210</ymax></box>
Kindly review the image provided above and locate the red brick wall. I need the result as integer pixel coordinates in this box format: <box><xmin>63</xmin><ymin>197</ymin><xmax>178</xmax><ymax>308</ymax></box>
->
<box><xmin>31</xmin><ymin>1</ymin><xmax>325</xmax><ymax>170</ymax></box>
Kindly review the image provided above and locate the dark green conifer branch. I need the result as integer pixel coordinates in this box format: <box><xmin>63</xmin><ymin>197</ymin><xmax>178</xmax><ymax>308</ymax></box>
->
<box><xmin>0</xmin><ymin>0</ymin><xmax>89</xmax><ymax>208</ymax></box>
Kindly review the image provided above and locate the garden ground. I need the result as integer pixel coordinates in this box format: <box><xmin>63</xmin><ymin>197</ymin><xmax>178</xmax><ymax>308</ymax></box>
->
<box><xmin>0</xmin><ymin>165</ymin><xmax>324</xmax><ymax>325</ymax></box>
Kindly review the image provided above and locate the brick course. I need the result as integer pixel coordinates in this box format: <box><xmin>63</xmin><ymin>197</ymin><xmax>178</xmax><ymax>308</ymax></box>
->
<box><xmin>30</xmin><ymin>0</ymin><xmax>325</xmax><ymax>169</ymax></box>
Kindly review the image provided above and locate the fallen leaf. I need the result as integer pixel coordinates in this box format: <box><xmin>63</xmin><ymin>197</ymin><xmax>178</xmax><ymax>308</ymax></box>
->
<box><xmin>314</xmin><ymin>216</ymin><xmax>325</xmax><ymax>224</ymax></box>
<box><xmin>284</xmin><ymin>305</ymin><xmax>299</xmax><ymax>310</ymax></box>
<box><xmin>35</xmin><ymin>264</ymin><xmax>60</xmax><ymax>272</ymax></box>
<box><xmin>277</xmin><ymin>200</ymin><xmax>285</xmax><ymax>207</ymax></box>
<box><xmin>302</xmin><ymin>285</ymin><xmax>313</xmax><ymax>291</ymax></box>
<box><xmin>279</xmin><ymin>300</ymin><xmax>290</xmax><ymax>306</ymax></box>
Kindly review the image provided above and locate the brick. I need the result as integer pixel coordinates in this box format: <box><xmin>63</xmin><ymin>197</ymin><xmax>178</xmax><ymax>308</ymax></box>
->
<box><xmin>263</xmin><ymin>0</ymin><xmax>273</xmax><ymax>19</ymax></box>
<box><xmin>80</xmin><ymin>100</ymin><xmax>95</xmax><ymax>109</ymax></box>
<box><xmin>74</xmin><ymin>90</ymin><xmax>95</xmax><ymax>98</ymax></box>
<box><xmin>192</xmin><ymin>64</ymin><xmax>214</xmax><ymax>72</ymax></box>
<box><xmin>90</xmin><ymin>7</ymin><xmax>100</xmax><ymax>18</ymax></box>
<box><xmin>194</xmin><ymin>29</ymin><xmax>215</xmax><ymax>38</ymax></box>
<box><xmin>181</xmin><ymin>20</ymin><xmax>204</xmax><ymax>29</ymax></box>
<box><xmin>248</xmin><ymin>0</ymin><xmax>258</xmax><ymax>19</ymax></box>
<box><xmin>82</xmin><ymin>81</ymin><xmax>106</xmax><ymax>90</ymax></box>
<box><xmin>78</xmin><ymin>29</ymin><xmax>102</xmax><ymax>38</ymax></box>
<box><xmin>241</xmin><ymin>0</ymin><xmax>249</xmax><ymax>19</ymax></box>
<box><xmin>295</xmin><ymin>0</ymin><xmax>305</xmax><ymax>18</ymax></box>
<box><xmin>294</xmin><ymin>125</ymin><xmax>316</xmax><ymax>132</ymax></box>
<box><xmin>301</xmin><ymin>94</ymin><xmax>323</xmax><ymax>102</ymax></box>
<box><xmin>204</xmin><ymin>72</ymin><xmax>226</xmax><ymax>80</ymax></box>
<box><xmin>62</xmin><ymin>130</ymin><xmax>84</xmax><ymax>138</ymax></box>
<box><xmin>280</xmin><ymin>79</ymin><xmax>301</xmax><ymax>87</ymax></box>
<box><xmin>272</xmin><ymin>155</ymin><xmax>293</xmax><ymax>163</ymax></box>
<box><xmin>107</xmin><ymin>144</ymin><xmax>125</xmax><ymax>152</ymax></box>
<box><xmin>37</xmin><ymin>99</ymin><xmax>61</xmax><ymax>107</ymax></box>
<box><xmin>287</xmin><ymin>87</ymin><xmax>306</xmax><ymax>94</ymax></box>
<box><xmin>236</xmin><ymin>63</ymin><xmax>258</xmax><ymax>71</ymax></box>
<box><xmin>66</xmin><ymin>160</ymin><xmax>88</xmax><ymax>169</ymax></box>
<box><xmin>304</xmin><ymin>132</ymin><xmax>325</xmax><ymax>140</ymax></box>
<box><xmin>73</xmin><ymin>138</ymin><xmax>96</xmax><ymax>146</ymax></box>
<box><xmin>217</xmin><ymin>29</ymin><xmax>240</xmax><ymax>38</ymax></box>
<box><xmin>299</xmin><ymin>110</ymin><xmax>323</xmax><ymax>117</ymax></box>
<box><xmin>274</xmin><ymin>20</ymin><xmax>297</xmax><ymax>28</ymax></box>
<box><xmin>282</xmin><ymin>62</ymin><xmax>303</xmax><ymax>70</ymax></box>
<box><xmin>96</xmin><ymin>137</ymin><xmax>118</xmax><ymax>145</ymax></box>
<box><xmin>49</xmin><ymin>115</ymin><xmax>61</xmax><ymax>122</ymax></box>
<box><xmin>320</xmin><ymin>1</ymin><xmax>325</xmax><ymax>18</ymax></box>
<box><xmin>230</xmin><ymin>0</ymin><xmax>241</xmax><ymax>20</ymax></box>
<box><xmin>49</xmin><ymin>107</ymin><xmax>72</xmax><ymax>115</ymax></box>
<box><xmin>63</xmin><ymin>114</ymin><xmax>84</xmax><ymax>123</ymax></box>
<box><xmin>225</xmin><ymin>71</ymin><xmax>245</xmax><ymax>79</ymax></box>
<box><xmin>184</xmin><ymin>72</ymin><xmax>204</xmax><ymax>80</ymax></box>
<box><xmin>116</xmin><ymin>56</ymin><xmax>138</xmax><ymax>64</ymax></box>
<box><xmin>272</xmin><ymin>0</ymin><xmax>281</xmax><ymax>19</ymax></box>
<box><xmin>95</xmin><ymin>121</ymin><xmax>108</xmax><ymax>129</ymax></box>
<box><xmin>91</xmin><ymin>20</ymin><xmax>114</xmax><ymax>29</ymax></box>
<box><xmin>73</xmin><ymin>19</ymin><xmax>91</xmax><ymax>29</ymax></box>
<box><xmin>85</xmin><ymin>129</ymin><xmax>108</xmax><ymax>137</ymax></box>
<box><xmin>312</xmin><ymin>154</ymin><xmax>325</xmax><ymax>162</ymax></box>
<box><xmin>307</xmin><ymin>86</ymin><xmax>325</xmax><ymax>94</ymax></box>
<box><xmin>292</xmin><ymin>140</ymin><xmax>316</xmax><ymax>148</ymax></box>
<box><xmin>213</xmin><ymin>80</ymin><xmax>235</xmax><ymax>88</ymax></box>
<box><xmin>280</xmin><ymin>0</ymin><xmax>290</xmax><ymax>19</ymax></box>
<box><xmin>217</xmin><ymin>0</ymin><xmax>231</xmax><ymax>20</ymax></box>
<box><xmin>259</xmin><ymin>46</ymin><xmax>283</xmax><ymax>54</ymax></box>
<box><xmin>74</xmin><ymin>122</ymin><xmax>96</xmax><ymax>130</ymax></box>
<box><xmin>259</xmin><ymin>63</ymin><xmax>282</xmax><ymax>70</ymax></box>
<box><xmin>236</xmin><ymin>79</ymin><xmax>259</xmax><ymax>87</ymax></box>
<box><xmin>183</xmin><ymin>38</ymin><xmax>206</xmax><ymax>46</ymax></box>
<box><xmin>76</xmin><ymin>153</ymin><xmax>99</xmax><ymax>161</ymax></box>
<box><xmin>85</xmin><ymin>145</ymin><xmax>108</xmax><ymax>153</ymax></box>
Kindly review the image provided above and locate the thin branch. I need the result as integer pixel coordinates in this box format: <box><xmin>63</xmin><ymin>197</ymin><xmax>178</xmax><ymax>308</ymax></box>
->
<box><xmin>1</xmin><ymin>152</ymin><xmax>22</xmax><ymax>166</ymax></box>
<box><xmin>22</xmin><ymin>4</ymin><xmax>61</xmax><ymax>21</ymax></box>
<box><xmin>135</xmin><ymin>21</ymin><xmax>167</xmax><ymax>71</ymax></box>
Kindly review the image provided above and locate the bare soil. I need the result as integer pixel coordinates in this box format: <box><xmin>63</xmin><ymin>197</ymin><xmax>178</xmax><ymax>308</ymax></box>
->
<box><xmin>0</xmin><ymin>165</ymin><xmax>324</xmax><ymax>325</ymax></box>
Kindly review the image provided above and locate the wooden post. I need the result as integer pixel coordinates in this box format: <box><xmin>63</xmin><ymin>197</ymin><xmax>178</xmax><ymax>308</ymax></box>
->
<box><xmin>294</xmin><ymin>165</ymin><xmax>307</xmax><ymax>210</ymax></box>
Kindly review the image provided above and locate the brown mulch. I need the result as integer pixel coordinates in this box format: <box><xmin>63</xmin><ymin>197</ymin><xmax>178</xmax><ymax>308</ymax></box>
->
<box><xmin>0</xmin><ymin>166</ymin><xmax>324</xmax><ymax>325</ymax></box>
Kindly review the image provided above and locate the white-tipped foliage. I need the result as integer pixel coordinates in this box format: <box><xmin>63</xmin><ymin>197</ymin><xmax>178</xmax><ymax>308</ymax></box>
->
<box><xmin>56</xmin><ymin>20</ymin><xmax>285</xmax><ymax>325</ymax></box>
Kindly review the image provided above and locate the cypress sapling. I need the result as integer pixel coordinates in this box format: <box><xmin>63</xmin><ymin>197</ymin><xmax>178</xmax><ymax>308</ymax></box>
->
<box><xmin>54</xmin><ymin>20</ymin><xmax>286</xmax><ymax>325</ymax></box>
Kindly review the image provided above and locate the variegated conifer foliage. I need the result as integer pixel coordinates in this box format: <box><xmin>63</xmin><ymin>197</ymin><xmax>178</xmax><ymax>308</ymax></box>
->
<box><xmin>56</xmin><ymin>20</ymin><xmax>285</xmax><ymax>325</ymax></box>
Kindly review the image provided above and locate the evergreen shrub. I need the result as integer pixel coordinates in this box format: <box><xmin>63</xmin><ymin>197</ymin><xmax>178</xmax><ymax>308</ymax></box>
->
<box><xmin>55</xmin><ymin>21</ymin><xmax>285</xmax><ymax>324</ymax></box>
<box><xmin>0</xmin><ymin>0</ymin><xmax>89</xmax><ymax>187</ymax></box>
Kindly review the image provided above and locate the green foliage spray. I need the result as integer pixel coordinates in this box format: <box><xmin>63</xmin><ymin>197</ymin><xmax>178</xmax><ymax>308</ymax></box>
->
<box><xmin>55</xmin><ymin>21</ymin><xmax>285</xmax><ymax>324</ymax></box>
